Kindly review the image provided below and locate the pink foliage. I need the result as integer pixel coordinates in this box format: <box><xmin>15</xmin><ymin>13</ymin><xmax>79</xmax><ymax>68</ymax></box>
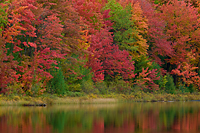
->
<box><xmin>136</xmin><ymin>67</ymin><xmax>160</xmax><ymax>91</ymax></box>
<box><xmin>87</xmin><ymin>28</ymin><xmax>136</xmax><ymax>81</ymax></box>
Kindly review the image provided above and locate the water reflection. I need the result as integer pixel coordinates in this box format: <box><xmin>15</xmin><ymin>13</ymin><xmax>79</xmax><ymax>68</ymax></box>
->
<box><xmin>0</xmin><ymin>102</ymin><xmax>200</xmax><ymax>133</ymax></box>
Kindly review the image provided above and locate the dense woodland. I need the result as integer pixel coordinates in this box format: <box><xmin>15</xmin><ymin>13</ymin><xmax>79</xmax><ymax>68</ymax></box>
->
<box><xmin>1</xmin><ymin>0</ymin><xmax>200</xmax><ymax>96</ymax></box>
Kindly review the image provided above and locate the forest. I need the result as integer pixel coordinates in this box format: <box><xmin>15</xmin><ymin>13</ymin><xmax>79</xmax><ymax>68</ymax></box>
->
<box><xmin>1</xmin><ymin>0</ymin><xmax>200</xmax><ymax>98</ymax></box>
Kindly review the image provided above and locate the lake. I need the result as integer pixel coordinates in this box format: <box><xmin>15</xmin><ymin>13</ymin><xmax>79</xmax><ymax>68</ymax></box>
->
<box><xmin>0</xmin><ymin>101</ymin><xmax>200</xmax><ymax>133</ymax></box>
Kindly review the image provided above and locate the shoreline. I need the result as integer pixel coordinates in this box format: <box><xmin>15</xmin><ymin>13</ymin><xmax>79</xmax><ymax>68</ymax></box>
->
<box><xmin>0</xmin><ymin>93</ymin><xmax>200</xmax><ymax>106</ymax></box>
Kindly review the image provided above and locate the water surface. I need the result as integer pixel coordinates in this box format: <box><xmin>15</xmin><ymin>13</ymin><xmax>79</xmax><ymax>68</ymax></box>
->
<box><xmin>1</xmin><ymin>102</ymin><xmax>200</xmax><ymax>133</ymax></box>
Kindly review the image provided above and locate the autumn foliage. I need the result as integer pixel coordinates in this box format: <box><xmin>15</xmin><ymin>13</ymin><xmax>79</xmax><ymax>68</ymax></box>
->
<box><xmin>1</xmin><ymin>0</ymin><xmax>200</xmax><ymax>95</ymax></box>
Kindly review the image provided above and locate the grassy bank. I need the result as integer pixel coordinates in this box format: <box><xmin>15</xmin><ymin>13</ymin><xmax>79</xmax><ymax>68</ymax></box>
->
<box><xmin>1</xmin><ymin>92</ymin><xmax>200</xmax><ymax>106</ymax></box>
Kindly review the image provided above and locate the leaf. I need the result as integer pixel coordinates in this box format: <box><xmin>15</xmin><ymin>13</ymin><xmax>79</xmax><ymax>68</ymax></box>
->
<box><xmin>28</xmin><ymin>42</ymin><xmax>37</xmax><ymax>48</ymax></box>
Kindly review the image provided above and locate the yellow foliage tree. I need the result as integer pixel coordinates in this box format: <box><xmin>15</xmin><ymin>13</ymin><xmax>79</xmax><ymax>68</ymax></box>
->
<box><xmin>131</xmin><ymin>2</ymin><xmax>149</xmax><ymax>60</ymax></box>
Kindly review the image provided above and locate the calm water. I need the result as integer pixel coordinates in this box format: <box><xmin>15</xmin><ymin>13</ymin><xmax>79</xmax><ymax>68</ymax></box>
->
<box><xmin>1</xmin><ymin>102</ymin><xmax>200</xmax><ymax>133</ymax></box>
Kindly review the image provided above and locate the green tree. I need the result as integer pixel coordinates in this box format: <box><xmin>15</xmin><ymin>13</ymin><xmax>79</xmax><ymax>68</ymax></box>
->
<box><xmin>104</xmin><ymin>0</ymin><xmax>137</xmax><ymax>53</ymax></box>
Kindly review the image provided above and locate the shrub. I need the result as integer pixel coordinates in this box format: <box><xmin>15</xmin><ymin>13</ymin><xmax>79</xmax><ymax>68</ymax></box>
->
<box><xmin>165</xmin><ymin>74</ymin><xmax>176</xmax><ymax>94</ymax></box>
<box><xmin>95</xmin><ymin>81</ymin><xmax>108</xmax><ymax>94</ymax></box>
<box><xmin>81</xmin><ymin>80</ymin><xmax>99</xmax><ymax>94</ymax></box>
<box><xmin>47</xmin><ymin>68</ymin><xmax>67</xmax><ymax>95</ymax></box>
<box><xmin>61</xmin><ymin>55</ymin><xmax>94</xmax><ymax>93</ymax></box>
<box><xmin>65</xmin><ymin>91</ymin><xmax>85</xmax><ymax>97</ymax></box>
<box><xmin>3</xmin><ymin>83</ymin><xmax>24</xmax><ymax>96</ymax></box>
<box><xmin>107</xmin><ymin>76</ymin><xmax>133</xmax><ymax>94</ymax></box>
